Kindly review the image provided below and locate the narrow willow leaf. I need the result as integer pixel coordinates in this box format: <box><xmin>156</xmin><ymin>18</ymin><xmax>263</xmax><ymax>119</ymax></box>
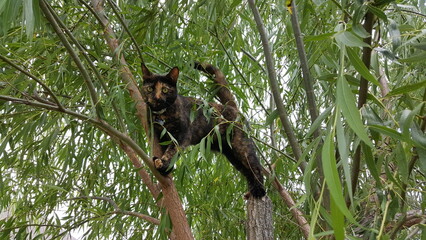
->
<box><xmin>306</xmin><ymin>105</ymin><xmax>333</xmax><ymax>138</ymax></box>
<box><xmin>352</xmin><ymin>24</ymin><xmax>370</xmax><ymax>38</ymax></box>
<box><xmin>337</xmin><ymin>76</ymin><xmax>373</xmax><ymax>147</ymax></box>
<box><xmin>44</xmin><ymin>184</ymin><xmax>67</xmax><ymax>192</ymax></box>
<box><xmin>362</xmin><ymin>142</ymin><xmax>381</xmax><ymax>186</ymax></box>
<box><xmin>335</xmin><ymin>31</ymin><xmax>370</xmax><ymax>47</ymax></box>
<box><xmin>336</xmin><ymin>114</ymin><xmax>352</xmax><ymax>202</ymax></box>
<box><xmin>368</xmin><ymin>125</ymin><xmax>408</xmax><ymax>142</ymax></box>
<box><xmin>226</xmin><ymin>123</ymin><xmax>234</xmax><ymax>148</ymax></box>
<box><xmin>330</xmin><ymin>196</ymin><xmax>345</xmax><ymax>240</ymax></box>
<box><xmin>23</xmin><ymin>0</ymin><xmax>35</xmax><ymax>38</ymax></box>
<box><xmin>400</xmin><ymin>103</ymin><xmax>423</xmax><ymax>140</ymax></box>
<box><xmin>411</xmin><ymin>41</ymin><xmax>426</xmax><ymax>51</ymax></box>
<box><xmin>264</xmin><ymin>109</ymin><xmax>279</xmax><ymax>126</ymax></box>
<box><xmin>389</xmin><ymin>19</ymin><xmax>401</xmax><ymax>50</ymax></box>
<box><xmin>304</xmin><ymin>32</ymin><xmax>335</xmax><ymax>42</ymax></box>
<box><xmin>396</xmin><ymin>142</ymin><xmax>409</xmax><ymax>181</ymax></box>
<box><xmin>367</xmin><ymin>4</ymin><xmax>388</xmax><ymax>23</ymax></box>
<box><xmin>200</xmin><ymin>137</ymin><xmax>206</xmax><ymax>159</ymax></box>
<box><xmin>374</xmin><ymin>47</ymin><xmax>399</xmax><ymax>62</ymax></box>
<box><xmin>346</xmin><ymin>47</ymin><xmax>380</xmax><ymax>86</ymax></box>
<box><xmin>418</xmin><ymin>148</ymin><xmax>426</xmax><ymax>175</ymax></box>
<box><xmin>214</xmin><ymin>125</ymin><xmax>222</xmax><ymax>153</ymax></box>
<box><xmin>322</xmin><ymin>131</ymin><xmax>358</xmax><ymax>224</ymax></box>
<box><xmin>387</xmin><ymin>80</ymin><xmax>426</xmax><ymax>96</ymax></box>
<box><xmin>399</xmin><ymin>52</ymin><xmax>426</xmax><ymax>62</ymax></box>
<box><xmin>411</xmin><ymin>123</ymin><xmax>426</xmax><ymax>149</ymax></box>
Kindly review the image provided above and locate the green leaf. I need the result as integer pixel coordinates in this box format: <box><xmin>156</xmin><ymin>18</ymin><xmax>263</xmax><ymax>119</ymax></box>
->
<box><xmin>337</xmin><ymin>76</ymin><xmax>373</xmax><ymax>147</ymax></box>
<box><xmin>387</xmin><ymin>80</ymin><xmax>426</xmax><ymax>96</ymax></box>
<box><xmin>23</xmin><ymin>0</ymin><xmax>35</xmax><ymax>38</ymax></box>
<box><xmin>388</xmin><ymin>19</ymin><xmax>401</xmax><ymax>50</ymax></box>
<box><xmin>336</xmin><ymin>114</ymin><xmax>352</xmax><ymax>203</ymax></box>
<box><xmin>346</xmin><ymin>47</ymin><xmax>380</xmax><ymax>86</ymax></box>
<box><xmin>214</xmin><ymin>125</ymin><xmax>222</xmax><ymax>153</ymax></box>
<box><xmin>399</xmin><ymin>52</ymin><xmax>426</xmax><ymax>63</ymax></box>
<box><xmin>44</xmin><ymin>184</ymin><xmax>67</xmax><ymax>192</ymax></box>
<box><xmin>411</xmin><ymin>123</ymin><xmax>426</xmax><ymax>149</ymax></box>
<box><xmin>322</xmin><ymin>130</ymin><xmax>358</xmax><ymax>224</ymax></box>
<box><xmin>306</xmin><ymin>105</ymin><xmax>333</xmax><ymax>138</ymax></box>
<box><xmin>363</xmin><ymin>142</ymin><xmax>381</xmax><ymax>186</ymax></box>
<box><xmin>368</xmin><ymin>125</ymin><xmax>407</xmax><ymax>142</ymax></box>
<box><xmin>330</xmin><ymin>196</ymin><xmax>345</xmax><ymax>240</ymax></box>
<box><xmin>335</xmin><ymin>31</ymin><xmax>370</xmax><ymax>47</ymax></box>
<box><xmin>400</xmin><ymin>104</ymin><xmax>423</xmax><ymax>141</ymax></box>
<box><xmin>367</xmin><ymin>4</ymin><xmax>387</xmax><ymax>23</ymax></box>
<box><xmin>264</xmin><ymin>109</ymin><xmax>279</xmax><ymax>126</ymax></box>
<box><xmin>305</xmin><ymin>32</ymin><xmax>335</xmax><ymax>42</ymax></box>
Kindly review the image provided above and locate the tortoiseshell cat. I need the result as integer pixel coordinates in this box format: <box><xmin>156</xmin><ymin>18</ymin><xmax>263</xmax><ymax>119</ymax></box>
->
<box><xmin>141</xmin><ymin>62</ymin><xmax>265</xmax><ymax>198</ymax></box>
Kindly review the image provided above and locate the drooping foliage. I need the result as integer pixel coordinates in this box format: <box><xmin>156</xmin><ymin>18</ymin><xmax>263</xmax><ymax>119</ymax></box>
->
<box><xmin>0</xmin><ymin>0</ymin><xmax>425</xmax><ymax>239</ymax></box>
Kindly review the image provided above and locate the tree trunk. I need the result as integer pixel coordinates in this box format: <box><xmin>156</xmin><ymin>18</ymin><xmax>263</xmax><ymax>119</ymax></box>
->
<box><xmin>246</xmin><ymin>196</ymin><xmax>274</xmax><ymax>240</ymax></box>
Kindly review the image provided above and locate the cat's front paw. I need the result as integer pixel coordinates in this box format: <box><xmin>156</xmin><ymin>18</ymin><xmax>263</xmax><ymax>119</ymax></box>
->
<box><xmin>153</xmin><ymin>157</ymin><xmax>173</xmax><ymax>176</ymax></box>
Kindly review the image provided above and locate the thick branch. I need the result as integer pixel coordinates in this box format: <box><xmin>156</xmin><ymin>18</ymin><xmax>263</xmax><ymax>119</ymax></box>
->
<box><xmin>87</xmin><ymin>0</ymin><xmax>149</xmax><ymax>134</ymax></box>
<box><xmin>351</xmin><ymin>10</ymin><xmax>375</xmax><ymax>198</ymax></box>
<box><xmin>247</xmin><ymin>0</ymin><xmax>305</xmax><ymax>173</ymax></box>
<box><xmin>271</xmin><ymin>174</ymin><xmax>310</xmax><ymax>239</ymax></box>
<box><xmin>88</xmin><ymin>1</ymin><xmax>193</xmax><ymax>239</ymax></box>
<box><xmin>289</xmin><ymin>1</ymin><xmax>319</xmax><ymax>134</ymax></box>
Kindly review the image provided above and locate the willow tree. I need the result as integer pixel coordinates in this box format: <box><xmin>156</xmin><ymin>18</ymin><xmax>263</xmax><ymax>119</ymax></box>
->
<box><xmin>1</xmin><ymin>0</ymin><xmax>425</xmax><ymax>239</ymax></box>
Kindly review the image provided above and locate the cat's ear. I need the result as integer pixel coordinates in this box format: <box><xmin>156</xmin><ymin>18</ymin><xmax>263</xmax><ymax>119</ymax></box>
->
<box><xmin>141</xmin><ymin>63</ymin><xmax>152</xmax><ymax>79</ymax></box>
<box><xmin>167</xmin><ymin>67</ymin><xmax>179</xmax><ymax>84</ymax></box>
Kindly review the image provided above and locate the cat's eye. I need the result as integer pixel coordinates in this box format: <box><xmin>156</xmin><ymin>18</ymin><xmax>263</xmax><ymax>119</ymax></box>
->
<box><xmin>162</xmin><ymin>88</ymin><xmax>169</xmax><ymax>93</ymax></box>
<box><xmin>146</xmin><ymin>86</ymin><xmax>153</xmax><ymax>92</ymax></box>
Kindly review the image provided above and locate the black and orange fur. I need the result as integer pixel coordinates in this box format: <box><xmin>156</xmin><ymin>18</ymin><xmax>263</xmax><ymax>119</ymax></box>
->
<box><xmin>140</xmin><ymin>62</ymin><xmax>265</xmax><ymax>198</ymax></box>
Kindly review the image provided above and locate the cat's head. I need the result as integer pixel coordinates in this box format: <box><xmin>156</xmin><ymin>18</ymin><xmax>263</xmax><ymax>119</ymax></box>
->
<box><xmin>141</xmin><ymin>64</ymin><xmax>179</xmax><ymax>112</ymax></box>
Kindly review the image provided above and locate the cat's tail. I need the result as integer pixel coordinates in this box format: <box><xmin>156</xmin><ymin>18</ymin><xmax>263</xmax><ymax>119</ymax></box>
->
<box><xmin>194</xmin><ymin>62</ymin><xmax>238</xmax><ymax>109</ymax></box>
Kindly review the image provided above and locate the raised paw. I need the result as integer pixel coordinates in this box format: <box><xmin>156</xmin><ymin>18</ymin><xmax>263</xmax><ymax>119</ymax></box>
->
<box><xmin>153</xmin><ymin>157</ymin><xmax>174</xmax><ymax>176</ymax></box>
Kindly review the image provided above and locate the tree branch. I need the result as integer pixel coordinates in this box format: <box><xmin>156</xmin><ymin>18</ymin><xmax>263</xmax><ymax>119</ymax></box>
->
<box><xmin>39</xmin><ymin>0</ymin><xmax>102</xmax><ymax>118</ymax></box>
<box><xmin>247</xmin><ymin>0</ymin><xmax>305</xmax><ymax>173</ymax></box>
<box><xmin>0</xmin><ymin>54</ymin><xmax>64</xmax><ymax>111</ymax></box>
<box><xmin>69</xmin><ymin>196</ymin><xmax>161</xmax><ymax>225</ymax></box>
<box><xmin>42</xmin><ymin>0</ymin><xmax>126</xmax><ymax>131</ymax></box>
<box><xmin>351</xmin><ymin>10</ymin><xmax>375</xmax><ymax>198</ymax></box>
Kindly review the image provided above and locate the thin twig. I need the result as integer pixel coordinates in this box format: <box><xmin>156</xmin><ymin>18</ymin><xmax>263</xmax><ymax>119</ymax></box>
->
<box><xmin>69</xmin><ymin>196</ymin><xmax>160</xmax><ymax>225</ymax></box>
<box><xmin>39</xmin><ymin>0</ymin><xmax>102</xmax><ymax>118</ymax></box>
<box><xmin>0</xmin><ymin>54</ymin><xmax>64</xmax><ymax>111</ymax></box>
<box><xmin>43</xmin><ymin>0</ymin><xmax>126</xmax><ymax>131</ymax></box>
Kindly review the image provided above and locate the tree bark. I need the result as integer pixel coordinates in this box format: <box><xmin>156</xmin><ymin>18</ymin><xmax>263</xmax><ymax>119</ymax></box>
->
<box><xmin>246</xmin><ymin>196</ymin><xmax>274</xmax><ymax>240</ymax></box>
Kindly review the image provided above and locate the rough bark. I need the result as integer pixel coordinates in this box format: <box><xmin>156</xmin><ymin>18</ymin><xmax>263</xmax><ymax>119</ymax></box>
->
<box><xmin>88</xmin><ymin>1</ymin><xmax>194</xmax><ymax>238</ymax></box>
<box><xmin>246</xmin><ymin>196</ymin><xmax>274</xmax><ymax>240</ymax></box>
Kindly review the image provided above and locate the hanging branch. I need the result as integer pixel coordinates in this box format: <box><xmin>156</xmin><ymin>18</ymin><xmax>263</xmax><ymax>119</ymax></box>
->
<box><xmin>69</xmin><ymin>196</ymin><xmax>160</xmax><ymax>225</ymax></box>
<box><xmin>0</xmin><ymin>54</ymin><xmax>64</xmax><ymax>111</ymax></box>
<box><xmin>42</xmin><ymin>0</ymin><xmax>126</xmax><ymax>131</ymax></box>
<box><xmin>39</xmin><ymin>0</ymin><xmax>102</xmax><ymax>118</ymax></box>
